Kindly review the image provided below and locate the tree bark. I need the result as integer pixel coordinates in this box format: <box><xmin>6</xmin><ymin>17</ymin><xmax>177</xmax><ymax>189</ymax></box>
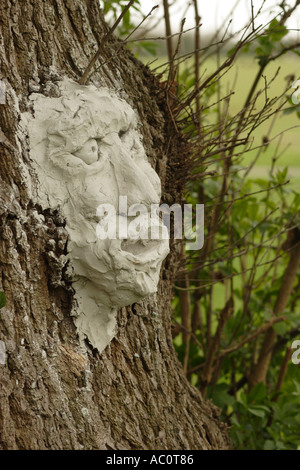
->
<box><xmin>0</xmin><ymin>0</ymin><xmax>230</xmax><ymax>450</ymax></box>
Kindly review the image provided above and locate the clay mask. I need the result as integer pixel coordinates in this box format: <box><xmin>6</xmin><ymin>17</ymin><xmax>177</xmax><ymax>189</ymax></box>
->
<box><xmin>26</xmin><ymin>78</ymin><xmax>169</xmax><ymax>352</ymax></box>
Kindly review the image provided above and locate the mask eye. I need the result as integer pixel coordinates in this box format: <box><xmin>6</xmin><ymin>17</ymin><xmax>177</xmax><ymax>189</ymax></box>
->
<box><xmin>118</xmin><ymin>130</ymin><xmax>126</xmax><ymax>139</ymax></box>
<box><xmin>74</xmin><ymin>138</ymin><xmax>99</xmax><ymax>165</ymax></box>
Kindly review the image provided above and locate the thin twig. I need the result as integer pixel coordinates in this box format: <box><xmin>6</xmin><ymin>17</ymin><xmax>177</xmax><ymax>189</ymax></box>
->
<box><xmin>79</xmin><ymin>0</ymin><xmax>136</xmax><ymax>85</ymax></box>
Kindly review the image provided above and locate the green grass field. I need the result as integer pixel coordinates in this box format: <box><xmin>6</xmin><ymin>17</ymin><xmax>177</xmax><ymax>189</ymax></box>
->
<box><xmin>212</xmin><ymin>54</ymin><xmax>300</xmax><ymax>185</ymax></box>
<box><xmin>144</xmin><ymin>53</ymin><xmax>300</xmax><ymax>189</ymax></box>
<box><xmin>143</xmin><ymin>52</ymin><xmax>300</xmax><ymax>313</ymax></box>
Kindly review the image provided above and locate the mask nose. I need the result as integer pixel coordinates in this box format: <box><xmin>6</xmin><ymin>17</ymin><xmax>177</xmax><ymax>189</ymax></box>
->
<box><xmin>109</xmin><ymin>139</ymin><xmax>161</xmax><ymax>210</ymax></box>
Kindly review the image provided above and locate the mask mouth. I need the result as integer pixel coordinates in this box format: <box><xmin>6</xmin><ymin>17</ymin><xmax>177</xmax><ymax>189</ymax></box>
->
<box><xmin>96</xmin><ymin>212</ymin><xmax>170</xmax><ymax>264</ymax></box>
<box><xmin>118</xmin><ymin>214</ymin><xmax>170</xmax><ymax>266</ymax></box>
<box><xmin>121</xmin><ymin>238</ymin><xmax>161</xmax><ymax>255</ymax></box>
<box><xmin>121</xmin><ymin>237</ymin><xmax>169</xmax><ymax>266</ymax></box>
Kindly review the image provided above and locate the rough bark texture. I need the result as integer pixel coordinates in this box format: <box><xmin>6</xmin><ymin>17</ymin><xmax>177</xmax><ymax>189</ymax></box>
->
<box><xmin>0</xmin><ymin>0</ymin><xmax>230</xmax><ymax>450</ymax></box>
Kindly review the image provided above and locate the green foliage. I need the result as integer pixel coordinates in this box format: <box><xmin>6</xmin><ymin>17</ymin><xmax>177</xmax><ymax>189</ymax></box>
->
<box><xmin>102</xmin><ymin>0</ymin><xmax>158</xmax><ymax>56</ymax></box>
<box><xmin>179</xmin><ymin>164</ymin><xmax>300</xmax><ymax>448</ymax></box>
<box><xmin>170</xmin><ymin>10</ymin><xmax>300</xmax><ymax>450</ymax></box>
<box><xmin>103</xmin><ymin>0</ymin><xmax>141</xmax><ymax>36</ymax></box>
<box><xmin>284</xmin><ymin>96</ymin><xmax>300</xmax><ymax>119</ymax></box>
<box><xmin>229</xmin><ymin>369</ymin><xmax>300</xmax><ymax>450</ymax></box>
<box><xmin>227</xmin><ymin>18</ymin><xmax>289</xmax><ymax>65</ymax></box>
<box><xmin>255</xmin><ymin>19</ymin><xmax>288</xmax><ymax>65</ymax></box>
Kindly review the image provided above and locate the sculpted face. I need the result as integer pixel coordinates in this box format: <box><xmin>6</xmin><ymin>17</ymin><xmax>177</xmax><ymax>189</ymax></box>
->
<box><xmin>26</xmin><ymin>78</ymin><xmax>169</xmax><ymax>351</ymax></box>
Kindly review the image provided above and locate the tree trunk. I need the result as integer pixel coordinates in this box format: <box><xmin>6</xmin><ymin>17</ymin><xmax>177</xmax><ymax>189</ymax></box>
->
<box><xmin>0</xmin><ymin>0</ymin><xmax>230</xmax><ymax>450</ymax></box>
